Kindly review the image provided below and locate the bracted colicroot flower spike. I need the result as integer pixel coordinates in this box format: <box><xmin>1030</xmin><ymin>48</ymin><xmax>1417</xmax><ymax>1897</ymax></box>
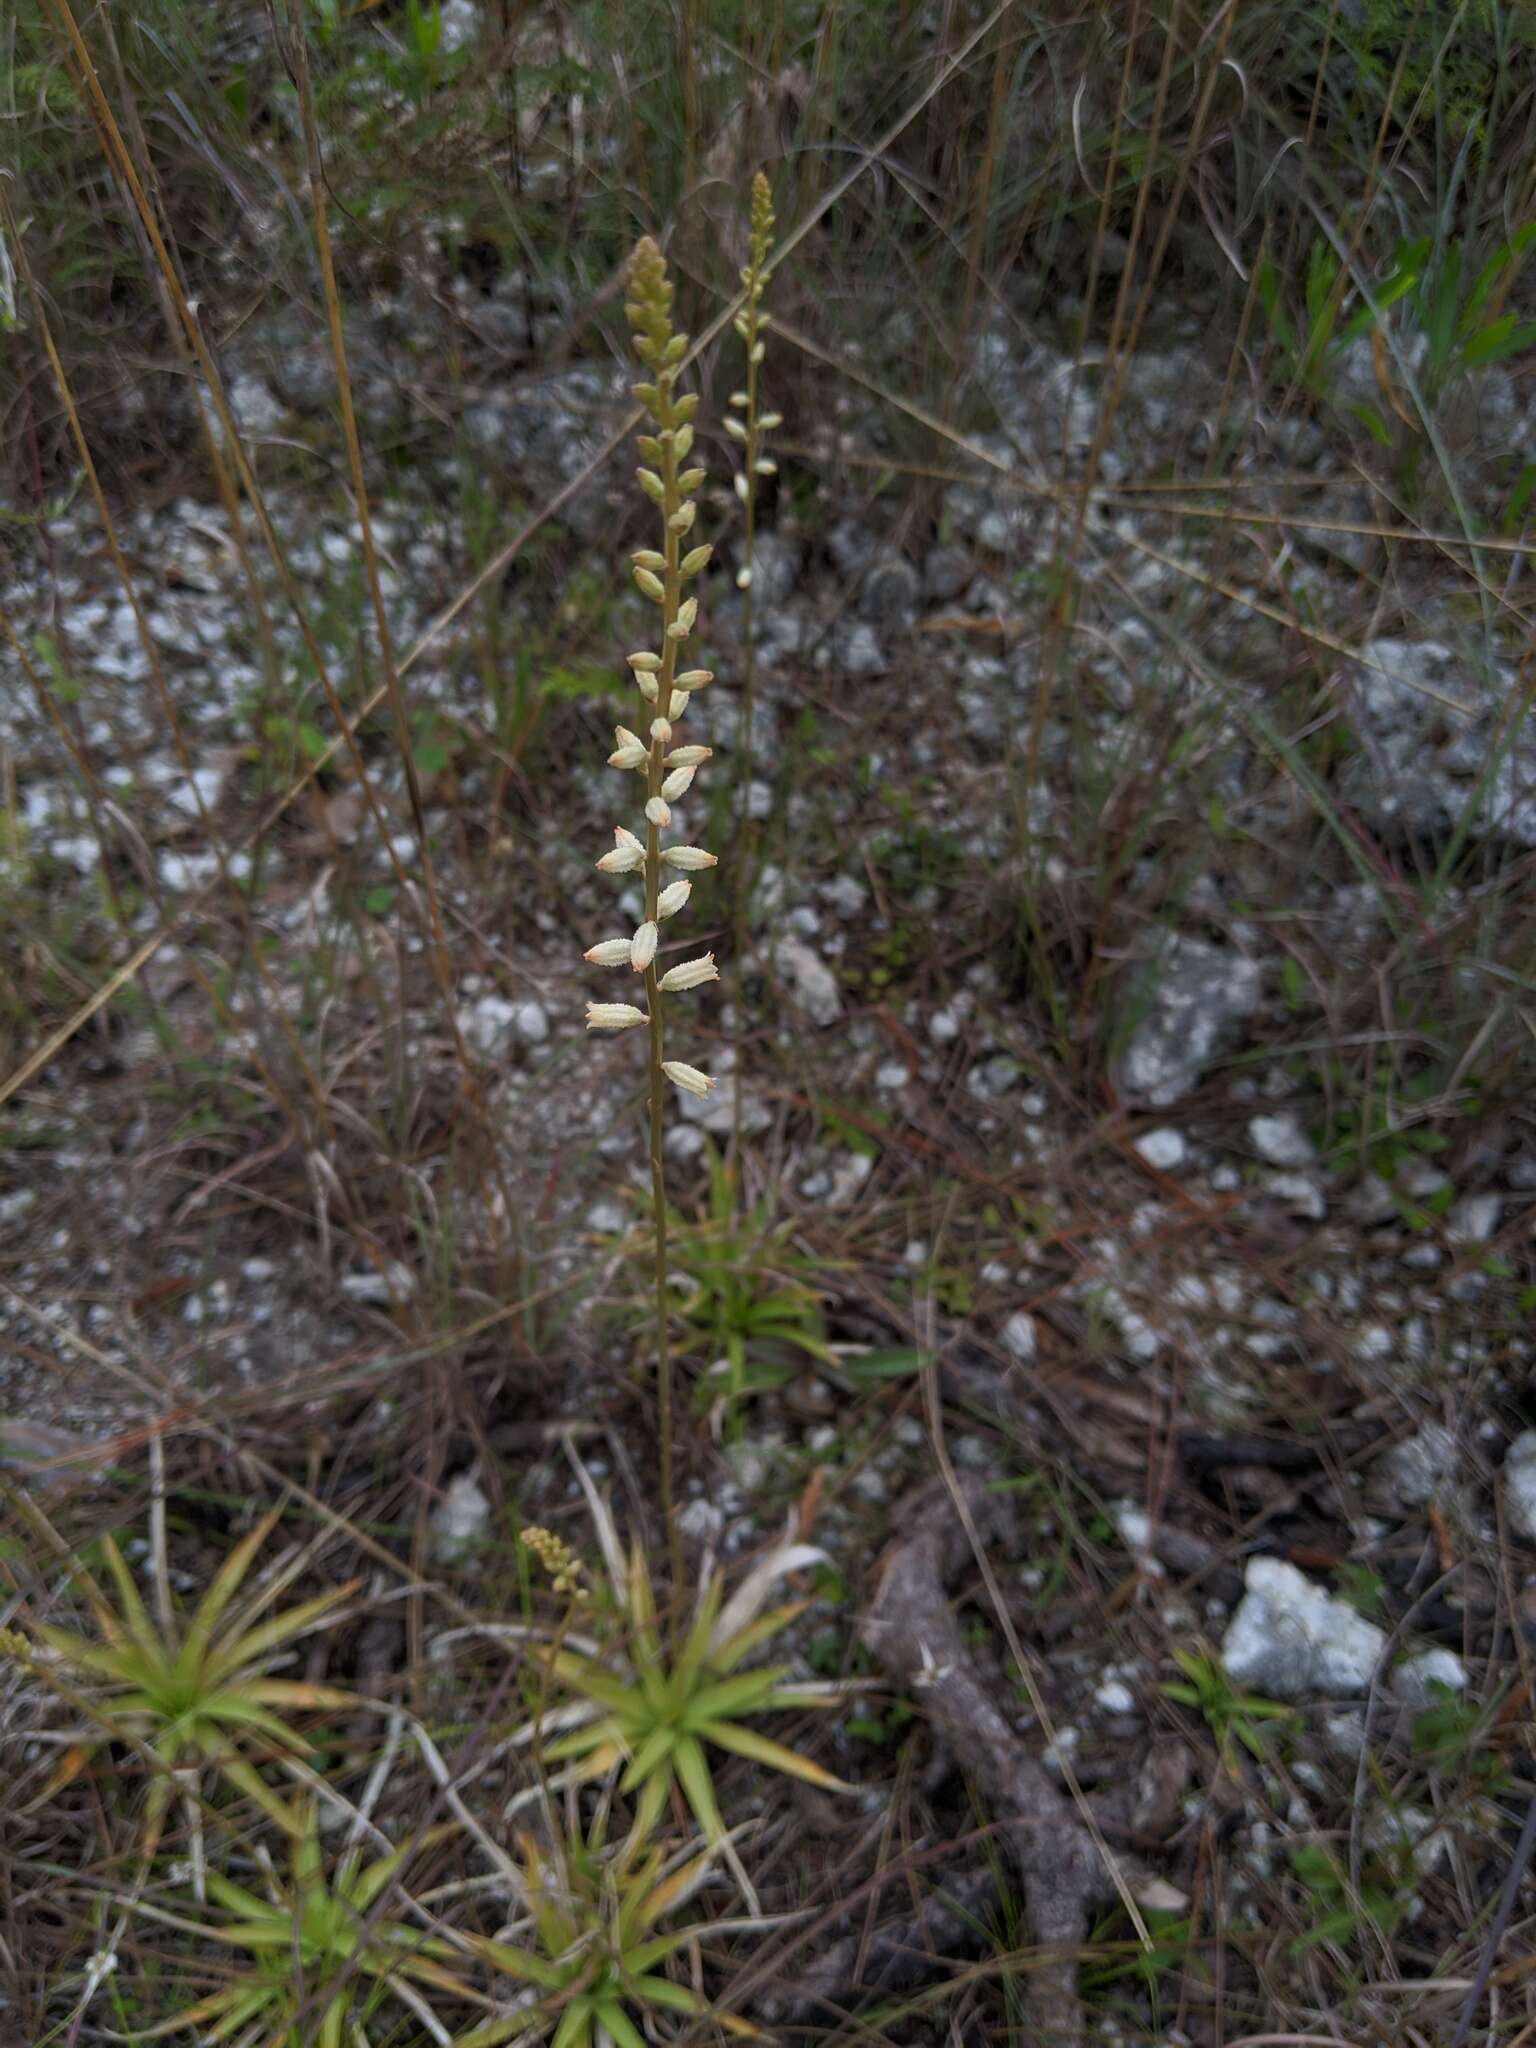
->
<box><xmin>582</xmin><ymin>237</ymin><xmax>720</xmax><ymax>1554</ymax></box>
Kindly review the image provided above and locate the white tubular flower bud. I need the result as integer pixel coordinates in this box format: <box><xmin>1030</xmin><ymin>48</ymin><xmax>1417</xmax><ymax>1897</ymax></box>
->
<box><xmin>609</xmin><ymin>727</ymin><xmax>647</xmax><ymax>769</ymax></box>
<box><xmin>675</xmin><ymin>596</ymin><xmax>698</xmax><ymax>633</ymax></box>
<box><xmin>659</xmin><ymin>953</ymin><xmax>719</xmax><ymax>992</ymax></box>
<box><xmin>661</xmin><ymin>765</ymin><xmax>696</xmax><ymax>801</ymax></box>
<box><xmin>656</xmin><ymin>879</ymin><xmax>692</xmax><ymax>919</ymax></box>
<box><xmin>650</xmin><ymin>718</ymin><xmax>672</xmax><ymax>745</ymax></box>
<box><xmin>680</xmin><ymin>544</ymin><xmax>712</xmax><ymax>577</ymax></box>
<box><xmin>586</xmin><ymin>1003</ymin><xmax>646</xmax><ymax>1031</ymax></box>
<box><xmin>755</xmin><ymin>459</ymin><xmax>777</xmax><ymax>476</ymax></box>
<box><xmin>630</xmin><ymin>921</ymin><xmax>658</xmax><ymax>971</ymax></box>
<box><xmin>678</xmin><ymin>466</ymin><xmax>706</xmax><ymax>492</ymax></box>
<box><xmin>584</xmin><ymin>938</ymin><xmax>634</xmax><ymax>966</ymax></box>
<box><xmin>644</xmin><ymin>795</ymin><xmax>672</xmax><ymax>828</ymax></box>
<box><xmin>759</xmin><ymin>411</ymin><xmax>784</xmax><ymax>430</ymax></box>
<box><xmin>597</xmin><ymin>825</ymin><xmax>645</xmax><ymax>874</ymax></box>
<box><xmin>676</xmin><ymin>670</ymin><xmax>713</xmax><ymax>689</ymax></box>
<box><xmin>668</xmin><ymin>690</ymin><xmax>690</xmax><ymax>718</ymax></box>
<box><xmin>724</xmin><ymin>416</ymin><xmax>748</xmax><ymax>442</ymax></box>
<box><xmin>637</xmin><ymin>468</ymin><xmax>665</xmax><ymax>502</ymax></box>
<box><xmin>633</xmin><ymin>566</ymin><xmax>665</xmax><ymax>601</ymax></box>
<box><xmin>737</xmin><ymin>567</ymin><xmax>753</xmax><ymax>590</ymax></box>
<box><xmin>627</xmin><ymin>651</ymin><xmax>662</xmax><ymax>672</ymax></box>
<box><xmin>750</xmin><ymin>340</ymin><xmax>766</xmax><ymax>364</ymax></box>
<box><xmin>734</xmin><ymin>473</ymin><xmax>749</xmax><ymax>503</ymax></box>
<box><xmin>662</xmin><ymin>1059</ymin><xmax>715</xmax><ymax>1097</ymax></box>
<box><xmin>665</xmin><ymin>745</ymin><xmax>711</xmax><ymax>766</ymax></box>
<box><xmin>668</xmin><ymin>502</ymin><xmax>697</xmax><ymax>533</ymax></box>
<box><xmin>632</xmin><ymin>549</ymin><xmax>665</xmax><ymax>571</ymax></box>
<box><xmin>662</xmin><ymin>845</ymin><xmax>717</xmax><ymax>871</ymax></box>
<box><xmin>636</xmin><ymin>670</ymin><xmax>660</xmax><ymax>702</ymax></box>
<box><xmin>729</xmin><ymin>389</ymin><xmax>748</xmax><ymax>407</ymax></box>
<box><xmin>674</xmin><ymin>423</ymin><xmax>694</xmax><ymax>459</ymax></box>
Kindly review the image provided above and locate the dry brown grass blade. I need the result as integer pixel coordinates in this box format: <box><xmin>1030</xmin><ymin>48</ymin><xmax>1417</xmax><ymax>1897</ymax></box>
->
<box><xmin>3</xmin><ymin>220</ymin><xmax>345</xmax><ymax>1160</ymax></box>
<box><xmin>277</xmin><ymin>0</ymin><xmax>522</xmax><ymax>1285</ymax></box>
<box><xmin>33</xmin><ymin>0</ymin><xmax>484</xmax><ymax>1060</ymax></box>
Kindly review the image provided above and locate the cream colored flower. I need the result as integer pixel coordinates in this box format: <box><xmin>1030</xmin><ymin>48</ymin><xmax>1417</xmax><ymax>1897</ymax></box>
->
<box><xmin>584</xmin><ymin>938</ymin><xmax>633</xmax><ymax>967</ymax></box>
<box><xmin>586</xmin><ymin>1003</ymin><xmax>646</xmax><ymax>1031</ymax></box>
<box><xmin>596</xmin><ymin>826</ymin><xmax>646</xmax><ymax>875</ymax></box>
<box><xmin>661</xmin><ymin>765</ymin><xmax>696</xmax><ymax>801</ymax></box>
<box><xmin>656</xmin><ymin>880</ymin><xmax>692</xmax><ymax>919</ymax></box>
<box><xmin>609</xmin><ymin>727</ymin><xmax>647</xmax><ymax>770</ymax></box>
<box><xmin>662</xmin><ymin>845</ymin><xmax>717</xmax><ymax>872</ymax></box>
<box><xmin>662</xmin><ymin>1059</ymin><xmax>714</xmax><ymax>1097</ymax></box>
<box><xmin>659</xmin><ymin>953</ymin><xmax>718</xmax><ymax>992</ymax></box>
<box><xmin>630</xmin><ymin>921</ymin><xmax>659</xmax><ymax>972</ymax></box>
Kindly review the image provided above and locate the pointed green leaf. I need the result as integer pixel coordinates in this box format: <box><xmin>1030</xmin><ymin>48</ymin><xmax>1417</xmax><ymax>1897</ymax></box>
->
<box><xmin>544</xmin><ymin>1719</ymin><xmax>627</xmax><ymax>1765</ymax></box>
<box><xmin>684</xmin><ymin>1666</ymin><xmax>791</xmax><ymax>1727</ymax></box>
<box><xmin>674</xmin><ymin>1576</ymin><xmax>724</xmax><ymax>1697</ymax></box>
<box><xmin>671</xmin><ymin>1731</ymin><xmax>725</xmax><ymax>1843</ymax></box>
<box><xmin>176</xmin><ymin>1505</ymin><xmax>284</xmax><ymax>1678</ymax></box>
<box><xmin>474</xmin><ymin>1937</ymin><xmax>566</xmax><ymax>1991</ymax></box>
<box><xmin>626</xmin><ymin>1974</ymin><xmax>702</xmax><ymax>2017</ymax></box>
<box><xmin>98</xmin><ymin>1534</ymin><xmax>164</xmax><ymax>1662</ymax></box>
<box><xmin>594</xmin><ymin>1999</ymin><xmax>649</xmax><ymax>2048</ymax></box>
<box><xmin>546</xmin><ymin>1650</ymin><xmax>648</xmax><ymax>1718</ymax></box>
<box><xmin>551</xmin><ymin>1995</ymin><xmax>595</xmax><ymax>2048</ymax></box>
<box><xmin>203</xmin><ymin>1582</ymin><xmax>359</xmax><ymax>1687</ymax></box>
<box><xmin>36</xmin><ymin>1628</ymin><xmax>156</xmax><ymax>1685</ymax></box>
<box><xmin>702</xmin><ymin>1718</ymin><xmax>851</xmax><ymax>1790</ymax></box>
<box><xmin>708</xmin><ymin>1603</ymin><xmax>807</xmax><ymax>1673</ymax></box>
<box><xmin>616</xmin><ymin>1720</ymin><xmax>676</xmax><ymax>1793</ymax></box>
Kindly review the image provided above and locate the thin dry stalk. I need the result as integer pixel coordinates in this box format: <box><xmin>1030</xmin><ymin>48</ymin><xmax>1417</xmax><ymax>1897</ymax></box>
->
<box><xmin>728</xmin><ymin>173</ymin><xmax>779</xmax><ymax>1182</ymax></box>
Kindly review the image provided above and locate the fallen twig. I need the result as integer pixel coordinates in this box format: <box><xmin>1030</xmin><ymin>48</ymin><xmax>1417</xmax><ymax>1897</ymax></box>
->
<box><xmin>858</xmin><ymin>1479</ymin><xmax>1135</xmax><ymax>2048</ymax></box>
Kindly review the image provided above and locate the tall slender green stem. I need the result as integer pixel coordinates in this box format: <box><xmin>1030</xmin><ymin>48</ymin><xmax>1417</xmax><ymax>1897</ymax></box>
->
<box><xmin>645</xmin><ymin>390</ymin><xmax>682</xmax><ymax>1586</ymax></box>
<box><xmin>586</xmin><ymin>241</ymin><xmax>718</xmax><ymax>1602</ymax></box>
<box><xmin>729</xmin><ymin>175</ymin><xmax>778</xmax><ymax>1193</ymax></box>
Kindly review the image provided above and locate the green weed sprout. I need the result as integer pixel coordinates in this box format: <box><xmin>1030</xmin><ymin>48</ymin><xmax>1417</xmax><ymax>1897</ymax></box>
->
<box><xmin>673</xmin><ymin>1139</ymin><xmax>839</xmax><ymax>1428</ymax></box>
<box><xmin>143</xmin><ymin>1803</ymin><xmax>466</xmax><ymax>2047</ymax></box>
<box><xmin>24</xmin><ymin>1505</ymin><xmax>357</xmax><ymax>1844</ymax></box>
<box><xmin>727</xmin><ymin>172</ymin><xmax>781</xmax><ymax>1173</ymax></box>
<box><xmin>515</xmin><ymin>1453</ymin><xmax>848</xmax><ymax>1910</ymax></box>
<box><xmin>1161</xmin><ymin>1646</ymin><xmax>1296</xmax><ymax>1770</ymax></box>
<box><xmin>462</xmin><ymin>1826</ymin><xmax>759</xmax><ymax>2048</ymax></box>
<box><xmin>584</xmin><ymin>236</ymin><xmax>720</xmax><ymax>1553</ymax></box>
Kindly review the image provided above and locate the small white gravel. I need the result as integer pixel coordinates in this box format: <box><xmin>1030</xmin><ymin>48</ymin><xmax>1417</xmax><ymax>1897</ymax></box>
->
<box><xmin>1503</xmin><ymin>1430</ymin><xmax>1536</xmax><ymax>1542</ymax></box>
<box><xmin>1222</xmin><ymin>1556</ymin><xmax>1386</xmax><ymax>1698</ymax></box>
<box><xmin>1248</xmin><ymin>1112</ymin><xmax>1317</xmax><ymax>1167</ymax></box>
<box><xmin>1001</xmin><ymin>1311</ymin><xmax>1037</xmax><ymax>1362</ymax></box>
<box><xmin>1134</xmin><ymin>1127</ymin><xmax>1187</xmax><ymax>1170</ymax></box>
<box><xmin>1391</xmin><ymin>1647</ymin><xmax>1467</xmax><ymax>1705</ymax></box>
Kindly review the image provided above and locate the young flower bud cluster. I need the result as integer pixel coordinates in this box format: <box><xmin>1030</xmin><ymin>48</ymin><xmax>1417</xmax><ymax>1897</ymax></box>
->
<box><xmin>727</xmin><ymin>173</ymin><xmax>781</xmax><ymax>558</ymax></box>
<box><xmin>582</xmin><ymin>238</ymin><xmax>721</xmax><ymax>1101</ymax></box>
<box><xmin>520</xmin><ymin>1525</ymin><xmax>589</xmax><ymax>1604</ymax></box>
